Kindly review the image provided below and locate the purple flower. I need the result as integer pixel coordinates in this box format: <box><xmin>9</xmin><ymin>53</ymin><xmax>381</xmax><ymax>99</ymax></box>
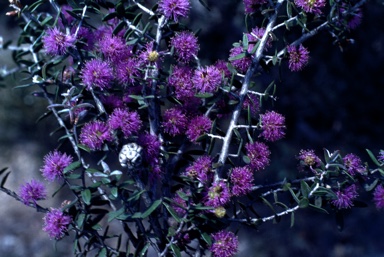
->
<box><xmin>343</xmin><ymin>153</ymin><xmax>364</xmax><ymax>175</ymax></box>
<box><xmin>297</xmin><ymin>149</ymin><xmax>321</xmax><ymax>169</ymax></box>
<box><xmin>260</xmin><ymin>111</ymin><xmax>286</xmax><ymax>142</ymax></box>
<box><xmin>215</xmin><ymin>60</ymin><xmax>232</xmax><ymax>80</ymax></box>
<box><xmin>345</xmin><ymin>8</ymin><xmax>363</xmax><ymax>30</ymax></box>
<box><xmin>100</xmin><ymin>94</ymin><xmax>125</xmax><ymax>112</ymax></box>
<box><xmin>192</xmin><ymin>65</ymin><xmax>222</xmax><ymax>94</ymax></box>
<box><xmin>116</xmin><ymin>57</ymin><xmax>140</xmax><ymax>86</ymax></box>
<box><xmin>186</xmin><ymin>115</ymin><xmax>212</xmax><ymax>142</ymax></box>
<box><xmin>287</xmin><ymin>44</ymin><xmax>310</xmax><ymax>72</ymax></box>
<box><xmin>172</xmin><ymin>189</ymin><xmax>190</xmax><ymax>216</ymax></box>
<box><xmin>79</xmin><ymin>120</ymin><xmax>114</xmax><ymax>151</ymax></box>
<box><xmin>139</xmin><ymin>41</ymin><xmax>161</xmax><ymax>66</ymax></box>
<box><xmin>171</xmin><ymin>31</ymin><xmax>199</xmax><ymax>63</ymax></box>
<box><xmin>74</xmin><ymin>27</ymin><xmax>96</xmax><ymax>51</ymax></box>
<box><xmin>332</xmin><ymin>184</ymin><xmax>358</xmax><ymax>209</ymax></box>
<box><xmin>19</xmin><ymin>179</ymin><xmax>47</xmax><ymax>205</ymax></box>
<box><xmin>210</xmin><ymin>230</ymin><xmax>238</xmax><ymax>257</ymax></box>
<box><xmin>294</xmin><ymin>0</ymin><xmax>326</xmax><ymax>14</ymax></box>
<box><xmin>247</xmin><ymin>27</ymin><xmax>272</xmax><ymax>52</ymax></box>
<box><xmin>98</xmin><ymin>34</ymin><xmax>130</xmax><ymax>62</ymax></box>
<box><xmin>243</xmin><ymin>0</ymin><xmax>268</xmax><ymax>14</ymax></box>
<box><xmin>205</xmin><ymin>180</ymin><xmax>231</xmax><ymax>208</ymax></box>
<box><xmin>59</xmin><ymin>5</ymin><xmax>75</xmax><ymax>26</ymax></box>
<box><xmin>80</xmin><ymin>59</ymin><xmax>114</xmax><ymax>91</ymax></box>
<box><xmin>138</xmin><ymin>133</ymin><xmax>161</xmax><ymax>164</ymax></box>
<box><xmin>378</xmin><ymin>150</ymin><xmax>384</xmax><ymax>163</ymax></box>
<box><xmin>158</xmin><ymin>0</ymin><xmax>190</xmax><ymax>22</ymax></box>
<box><xmin>373</xmin><ymin>184</ymin><xmax>384</xmax><ymax>209</ymax></box>
<box><xmin>162</xmin><ymin>108</ymin><xmax>188</xmax><ymax>136</ymax></box>
<box><xmin>230</xmin><ymin>166</ymin><xmax>254</xmax><ymax>196</ymax></box>
<box><xmin>41</xmin><ymin>150</ymin><xmax>73</xmax><ymax>182</ymax></box>
<box><xmin>42</xmin><ymin>27</ymin><xmax>74</xmax><ymax>56</ymax></box>
<box><xmin>229</xmin><ymin>46</ymin><xmax>252</xmax><ymax>73</ymax></box>
<box><xmin>185</xmin><ymin>156</ymin><xmax>213</xmax><ymax>184</ymax></box>
<box><xmin>245</xmin><ymin>141</ymin><xmax>270</xmax><ymax>171</ymax></box>
<box><xmin>43</xmin><ymin>208</ymin><xmax>72</xmax><ymax>239</ymax></box>
<box><xmin>168</xmin><ymin>66</ymin><xmax>195</xmax><ymax>100</ymax></box>
<box><xmin>108</xmin><ymin>108</ymin><xmax>142</xmax><ymax>138</ymax></box>
<box><xmin>242</xmin><ymin>94</ymin><xmax>260</xmax><ymax>117</ymax></box>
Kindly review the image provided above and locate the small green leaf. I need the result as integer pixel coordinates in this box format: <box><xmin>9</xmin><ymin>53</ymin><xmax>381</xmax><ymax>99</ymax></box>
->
<box><xmin>76</xmin><ymin>213</ymin><xmax>86</xmax><ymax>229</ymax></box>
<box><xmin>113</xmin><ymin>20</ymin><xmax>125</xmax><ymax>36</ymax></box>
<box><xmin>111</xmin><ymin>187</ymin><xmax>118</xmax><ymax>198</ymax></box>
<box><xmin>65</xmin><ymin>172</ymin><xmax>82</xmax><ymax>179</ymax></box>
<box><xmin>260</xmin><ymin>196</ymin><xmax>276</xmax><ymax>214</ymax></box>
<box><xmin>170</xmin><ymin>244</ymin><xmax>181</xmax><ymax>257</ymax></box>
<box><xmin>139</xmin><ymin>242</ymin><xmax>150</xmax><ymax>257</ymax></box>
<box><xmin>63</xmin><ymin>161</ymin><xmax>81</xmax><ymax>174</ymax></box>
<box><xmin>132</xmin><ymin>12</ymin><xmax>143</xmax><ymax>26</ymax></box>
<box><xmin>314</xmin><ymin>196</ymin><xmax>322</xmax><ymax>208</ymax></box>
<box><xmin>200</xmin><ymin>232</ymin><xmax>212</xmax><ymax>245</ymax></box>
<box><xmin>309</xmin><ymin>203</ymin><xmax>329</xmax><ymax>214</ymax></box>
<box><xmin>163</xmin><ymin>202</ymin><xmax>181</xmax><ymax>223</ymax></box>
<box><xmin>228</xmin><ymin>52</ymin><xmax>246</xmax><ymax>61</ymax></box>
<box><xmin>97</xmin><ymin>248</ymin><xmax>107</xmax><ymax>257</ymax></box>
<box><xmin>364</xmin><ymin>179</ymin><xmax>379</xmax><ymax>192</ymax></box>
<box><xmin>366</xmin><ymin>149</ymin><xmax>382</xmax><ymax>167</ymax></box>
<box><xmin>243</xmin><ymin>155</ymin><xmax>251</xmax><ymax>164</ymax></box>
<box><xmin>28</xmin><ymin>0</ymin><xmax>45</xmax><ymax>12</ymax></box>
<box><xmin>195</xmin><ymin>92</ymin><xmax>214</xmax><ymax>98</ymax></box>
<box><xmin>81</xmin><ymin>189</ymin><xmax>92</xmax><ymax>205</ymax></box>
<box><xmin>290</xmin><ymin>212</ymin><xmax>295</xmax><ymax>228</ymax></box>
<box><xmin>286</xmin><ymin>1</ymin><xmax>292</xmax><ymax>17</ymax></box>
<box><xmin>300</xmin><ymin>181</ymin><xmax>311</xmax><ymax>198</ymax></box>
<box><xmin>288</xmin><ymin>187</ymin><xmax>300</xmax><ymax>204</ymax></box>
<box><xmin>107</xmin><ymin>208</ymin><xmax>125</xmax><ymax>222</ymax></box>
<box><xmin>102</xmin><ymin>12</ymin><xmax>117</xmax><ymax>21</ymax></box>
<box><xmin>127</xmin><ymin>190</ymin><xmax>146</xmax><ymax>202</ymax></box>
<box><xmin>242</xmin><ymin>33</ymin><xmax>249</xmax><ymax>52</ymax></box>
<box><xmin>141</xmin><ymin>199</ymin><xmax>162</xmax><ymax>219</ymax></box>
<box><xmin>299</xmin><ymin>198</ymin><xmax>309</xmax><ymax>208</ymax></box>
<box><xmin>78</xmin><ymin>144</ymin><xmax>91</xmax><ymax>153</ymax></box>
<box><xmin>110</xmin><ymin>170</ymin><xmax>123</xmax><ymax>176</ymax></box>
<box><xmin>92</xmin><ymin>224</ymin><xmax>102</xmax><ymax>230</ymax></box>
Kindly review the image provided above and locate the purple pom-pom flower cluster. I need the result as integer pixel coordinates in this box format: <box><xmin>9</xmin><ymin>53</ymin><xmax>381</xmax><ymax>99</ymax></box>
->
<box><xmin>245</xmin><ymin>141</ymin><xmax>271</xmax><ymax>171</ymax></box>
<box><xmin>171</xmin><ymin>31</ymin><xmax>199</xmax><ymax>63</ymax></box>
<box><xmin>230</xmin><ymin>166</ymin><xmax>254</xmax><ymax>196</ymax></box>
<box><xmin>331</xmin><ymin>184</ymin><xmax>358</xmax><ymax>209</ymax></box>
<box><xmin>210</xmin><ymin>230</ymin><xmax>239</xmax><ymax>257</ymax></box>
<box><xmin>260</xmin><ymin>111</ymin><xmax>286</xmax><ymax>142</ymax></box>
<box><xmin>19</xmin><ymin>179</ymin><xmax>47</xmax><ymax>205</ymax></box>
<box><xmin>287</xmin><ymin>44</ymin><xmax>310</xmax><ymax>72</ymax></box>
<box><xmin>41</xmin><ymin>150</ymin><xmax>73</xmax><ymax>182</ymax></box>
<box><xmin>42</xmin><ymin>28</ymin><xmax>74</xmax><ymax>56</ymax></box>
<box><xmin>158</xmin><ymin>0</ymin><xmax>190</xmax><ymax>22</ymax></box>
<box><xmin>43</xmin><ymin>208</ymin><xmax>72</xmax><ymax>239</ymax></box>
<box><xmin>79</xmin><ymin>120</ymin><xmax>114</xmax><ymax>151</ymax></box>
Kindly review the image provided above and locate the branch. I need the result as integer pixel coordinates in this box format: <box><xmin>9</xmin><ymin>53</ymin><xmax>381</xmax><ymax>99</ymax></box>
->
<box><xmin>217</xmin><ymin>0</ymin><xmax>285</xmax><ymax>179</ymax></box>
<box><xmin>41</xmin><ymin>85</ymin><xmax>117</xmax><ymax>211</ymax></box>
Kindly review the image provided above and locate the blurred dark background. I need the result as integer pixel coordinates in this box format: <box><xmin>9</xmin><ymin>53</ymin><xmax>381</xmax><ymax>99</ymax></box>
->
<box><xmin>1</xmin><ymin>0</ymin><xmax>384</xmax><ymax>256</ymax></box>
